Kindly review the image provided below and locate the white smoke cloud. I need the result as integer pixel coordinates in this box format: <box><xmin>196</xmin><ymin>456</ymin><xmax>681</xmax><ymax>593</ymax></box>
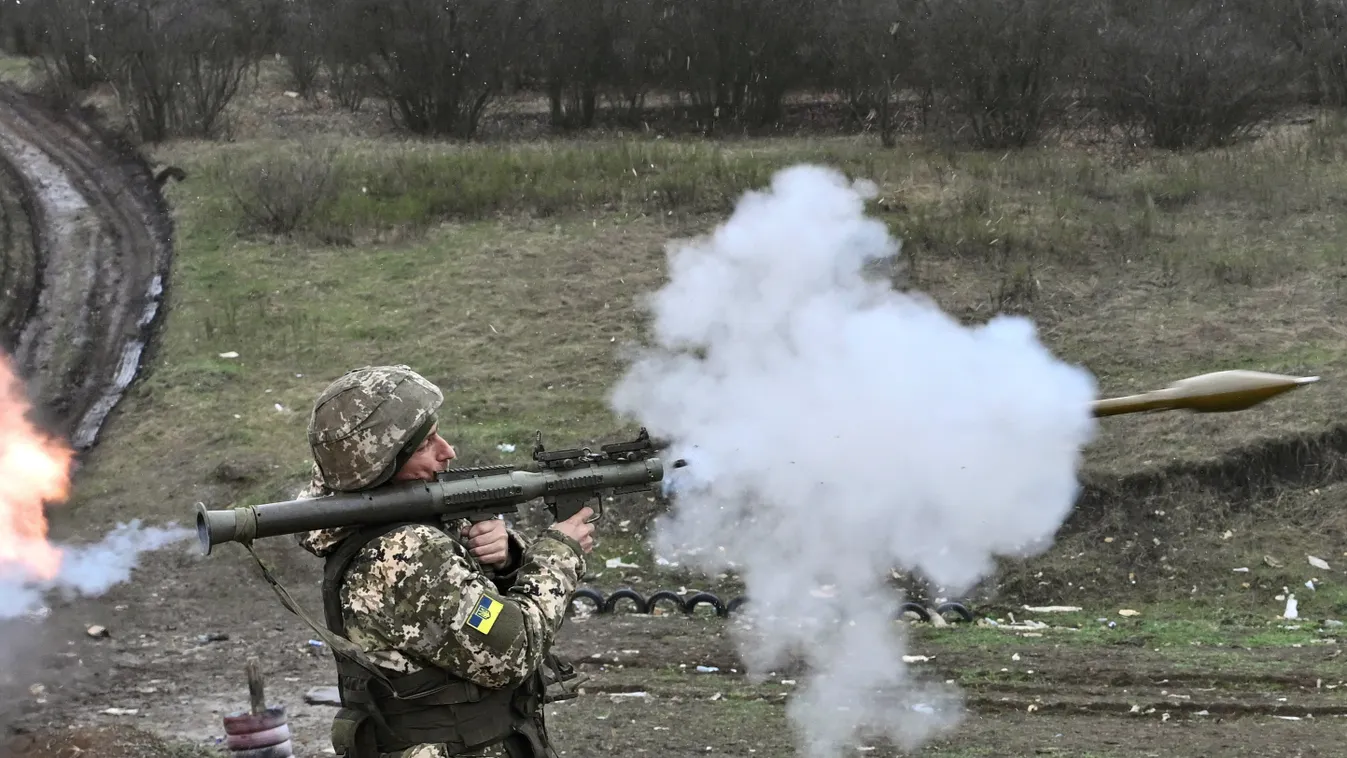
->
<box><xmin>0</xmin><ymin>520</ymin><xmax>192</xmax><ymax>620</ymax></box>
<box><xmin>610</xmin><ymin>164</ymin><xmax>1098</xmax><ymax>756</ymax></box>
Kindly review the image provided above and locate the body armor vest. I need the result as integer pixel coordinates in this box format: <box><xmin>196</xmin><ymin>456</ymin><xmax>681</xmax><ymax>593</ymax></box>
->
<box><xmin>320</xmin><ymin>522</ymin><xmax>570</xmax><ymax>758</ymax></box>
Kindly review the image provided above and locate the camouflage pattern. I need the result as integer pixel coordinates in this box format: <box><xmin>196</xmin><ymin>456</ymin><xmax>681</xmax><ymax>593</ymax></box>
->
<box><xmin>298</xmin><ymin>364</ymin><xmax>586</xmax><ymax>757</ymax></box>
<box><xmin>308</xmin><ymin>365</ymin><xmax>444</xmax><ymax>492</ymax></box>
<box><xmin>301</xmin><ymin>520</ymin><xmax>585</xmax><ymax>682</ymax></box>
<box><xmin>294</xmin><ymin>464</ymin><xmax>359</xmax><ymax>554</ymax></box>
<box><xmin>390</xmin><ymin>745</ymin><xmax>509</xmax><ymax>758</ymax></box>
<box><xmin>295</xmin><ymin>469</ymin><xmax>586</xmax><ymax>757</ymax></box>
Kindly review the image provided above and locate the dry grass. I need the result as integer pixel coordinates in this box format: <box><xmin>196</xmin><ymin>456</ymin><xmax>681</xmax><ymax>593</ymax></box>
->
<box><xmin>32</xmin><ymin>58</ymin><xmax>1347</xmax><ymax>615</ymax></box>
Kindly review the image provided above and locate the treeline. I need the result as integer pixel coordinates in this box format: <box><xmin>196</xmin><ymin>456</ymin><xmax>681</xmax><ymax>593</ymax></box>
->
<box><xmin>0</xmin><ymin>0</ymin><xmax>1344</xmax><ymax>149</ymax></box>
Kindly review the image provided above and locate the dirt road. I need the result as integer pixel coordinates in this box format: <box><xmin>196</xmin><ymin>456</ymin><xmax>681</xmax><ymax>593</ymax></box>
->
<box><xmin>3</xmin><ymin>540</ymin><xmax>1344</xmax><ymax>757</ymax></box>
<box><xmin>0</xmin><ymin>85</ymin><xmax>174</xmax><ymax>449</ymax></box>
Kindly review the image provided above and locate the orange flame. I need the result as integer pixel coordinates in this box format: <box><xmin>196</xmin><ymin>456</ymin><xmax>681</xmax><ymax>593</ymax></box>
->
<box><xmin>0</xmin><ymin>352</ymin><xmax>70</xmax><ymax>581</ymax></box>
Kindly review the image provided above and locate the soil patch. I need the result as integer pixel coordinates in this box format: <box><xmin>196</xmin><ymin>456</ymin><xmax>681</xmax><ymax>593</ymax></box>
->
<box><xmin>0</xmin><ymin>84</ymin><xmax>174</xmax><ymax>448</ymax></box>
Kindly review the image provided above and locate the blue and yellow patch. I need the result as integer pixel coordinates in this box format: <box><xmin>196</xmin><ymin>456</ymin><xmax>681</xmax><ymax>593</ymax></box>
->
<box><xmin>466</xmin><ymin>594</ymin><xmax>501</xmax><ymax>635</ymax></box>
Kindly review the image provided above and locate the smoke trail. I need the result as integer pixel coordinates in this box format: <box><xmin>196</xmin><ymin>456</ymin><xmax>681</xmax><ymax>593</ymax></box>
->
<box><xmin>610</xmin><ymin>165</ymin><xmax>1098</xmax><ymax>755</ymax></box>
<box><xmin>0</xmin><ymin>349</ymin><xmax>192</xmax><ymax>617</ymax></box>
<box><xmin>0</xmin><ymin>350</ymin><xmax>192</xmax><ymax>719</ymax></box>
<box><xmin>0</xmin><ymin>521</ymin><xmax>193</xmax><ymax>620</ymax></box>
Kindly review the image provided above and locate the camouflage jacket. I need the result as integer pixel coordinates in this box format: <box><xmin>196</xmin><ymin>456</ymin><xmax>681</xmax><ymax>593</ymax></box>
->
<box><xmin>292</xmin><ymin>467</ymin><xmax>586</xmax><ymax>755</ymax></box>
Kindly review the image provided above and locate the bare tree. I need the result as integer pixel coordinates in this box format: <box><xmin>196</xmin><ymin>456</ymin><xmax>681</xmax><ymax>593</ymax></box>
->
<box><xmin>909</xmin><ymin>0</ymin><xmax>1090</xmax><ymax>149</ymax></box>
<box><xmin>654</xmin><ymin>0</ymin><xmax>819</xmax><ymax>130</ymax></box>
<box><xmin>819</xmin><ymin>0</ymin><xmax>916</xmax><ymax>147</ymax></box>
<box><xmin>332</xmin><ymin>0</ymin><xmax>528</xmax><ymax>139</ymax></box>
<box><xmin>1087</xmin><ymin>0</ymin><xmax>1298</xmax><ymax>150</ymax></box>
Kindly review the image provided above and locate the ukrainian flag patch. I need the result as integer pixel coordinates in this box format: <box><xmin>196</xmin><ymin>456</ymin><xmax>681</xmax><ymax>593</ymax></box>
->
<box><xmin>466</xmin><ymin>594</ymin><xmax>501</xmax><ymax>635</ymax></box>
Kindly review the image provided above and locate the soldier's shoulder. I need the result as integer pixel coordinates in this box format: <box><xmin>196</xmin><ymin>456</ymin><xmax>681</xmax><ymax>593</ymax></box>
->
<box><xmin>345</xmin><ymin>523</ymin><xmax>461</xmax><ymax>578</ymax></box>
<box><xmin>370</xmin><ymin>522</ymin><xmax>452</xmax><ymax>548</ymax></box>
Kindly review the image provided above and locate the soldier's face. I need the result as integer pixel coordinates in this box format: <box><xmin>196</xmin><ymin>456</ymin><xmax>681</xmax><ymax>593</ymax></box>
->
<box><xmin>392</xmin><ymin>425</ymin><xmax>457</xmax><ymax>482</ymax></box>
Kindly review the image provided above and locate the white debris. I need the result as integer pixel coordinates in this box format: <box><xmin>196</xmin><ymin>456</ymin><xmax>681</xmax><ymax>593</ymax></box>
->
<box><xmin>695</xmin><ymin>666</ymin><xmax>719</xmax><ymax>673</ymax></box>
<box><xmin>605</xmin><ymin>557</ymin><xmax>640</xmax><ymax>569</ymax></box>
<box><xmin>902</xmin><ymin>655</ymin><xmax>932</xmax><ymax>663</ymax></box>
<box><xmin>86</xmin><ymin>625</ymin><xmax>109</xmax><ymax>638</ymax></box>
<box><xmin>496</xmin><ymin>443</ymin><xmax>516</xmax><ymax>453</ymax></box>
<box><xmin>608</xmin><ymin>691</ymin><xmax>649</xmax><ymax>700</ymax></box>
<box><xmin>1232</xmin><ymin>567</ymin><xmax>1249</xmax><ymax>573</ymax></box>
<box><xmin>1309</xmin><ymin>555</ymin><xmax>1331</xmax><ymax>571</ymax></box>
<box><xmin>1118</xmin><ymin>609</ymin><xmax>1140</xmax><ymax>617</ymax></box>
<box><xmin>987</xmin><ymin>619</ymin><xmax>1050</xmax><ymax>631</ymax></box>
<box><xmin>218</xmin><ymin>351</ymin><xmax>239</xmax><ymax>358</ymax></box>
<box><xmin>101</xmin><ymin>708</ymin><xmax>138</xmax><ymax>716</ymax></box>
<box><xmin>1284</xmin><ymin>594</ymin><xmax>1299</xmax><ymax>620</ymax></box>
<box><xmin>1306</xmin><ymin>581</ymin><xmax>1316</xmax><ymax>591</ymax></box>
<box><xmin>1022</xmin><ymin>605</ymin><xmax>1081</xmax><ymax>613</ymax></box>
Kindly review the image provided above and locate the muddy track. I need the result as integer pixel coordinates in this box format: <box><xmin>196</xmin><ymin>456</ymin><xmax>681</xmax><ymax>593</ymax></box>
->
<box><xmin>0</xmin><ymin>84</ymin><xmax>173</xmax><ymax>449</ymax></box>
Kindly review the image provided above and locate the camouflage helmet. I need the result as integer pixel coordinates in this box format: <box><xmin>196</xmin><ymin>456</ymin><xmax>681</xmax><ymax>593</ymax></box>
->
<box><xmin>308</xmin><ymin>365</ymin><xmax>444</xmax><ymax>492</ymax></box>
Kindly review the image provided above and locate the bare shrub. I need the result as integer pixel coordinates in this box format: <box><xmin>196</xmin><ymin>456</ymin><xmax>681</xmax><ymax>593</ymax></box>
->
<box><xmin>316</xmin><ymin>3</ymin><xmax>370</xmax><ymax>112</ymax></box>
<box><xmin>331</xmin><ymin>0</ymin><xmax>528</xmax><ymax>139</ymax></box>
<box><xmin>533</xmin><ymin>0</ymin><xmax>623</xmax><ymax>129</ymax></box>
<box><xmin>601</xmin><ymin>0</ymin><xmax>659</xmax><ymax>125</ymax></box>
<box><xmin>1255</xmin><ymin>0</ymin><xmax>1347</xmax><ymax>106</ymax></box>
<box><xmin>909</xmin><ymin>0</ymin><xmax>1091</xmax><ymax>149</ymax></box>
<box><xmin>278</xmin><ymin>0</ymin><xmax>323</xmax><ymax>98</ymax></box>
<box><xmin>654</xmin><ymin>0</ymin><xmax>820</xmax><ymax>129</ymax></box>
<box><xmin>84</xmin><ymin>0</ymin><xmax>271</xmax><ymax>142</ymax></box>
<box><xmin>1</xmin><ymin>0</ymin><xmax>108</xmax><ymax>95</ymax></box>
<box><xmin>222</xmin><ymin>143</ymin><xmax>343</xmax><ymax>237</ymax></box>
<box><xmin>1087</xmin><ymin>0</ymin><xmax>1298</xmax><ymax>150</ymax></box>
<box><xmin>818</xmin><ymin>0</ymin><xmax>917</xmax><ymax>147</ymax></box>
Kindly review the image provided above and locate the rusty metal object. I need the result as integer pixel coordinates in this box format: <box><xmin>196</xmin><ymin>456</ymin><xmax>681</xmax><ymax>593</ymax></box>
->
<box><xmin>221</xmin><ymin>659</ymin><xmax>294</xmax><ymax>757</ymax></box>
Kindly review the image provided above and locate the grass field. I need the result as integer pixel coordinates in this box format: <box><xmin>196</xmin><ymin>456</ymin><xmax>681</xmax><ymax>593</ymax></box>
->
<box><xmin>91</xmin><ymin>105</ymin><xmax>1347</xmax><ymax>513</ymax></box>
<box><xmin>5</xmin><ymin>56</ymin><xmax>1347</xmax><ymax>756</ymax></box>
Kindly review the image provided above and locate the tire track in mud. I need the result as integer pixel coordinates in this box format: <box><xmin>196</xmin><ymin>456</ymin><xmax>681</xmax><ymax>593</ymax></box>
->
<box><xmin>0</xmin><ymin>85</ymin><xmax>174</xmax><ymax>449</ymax></box>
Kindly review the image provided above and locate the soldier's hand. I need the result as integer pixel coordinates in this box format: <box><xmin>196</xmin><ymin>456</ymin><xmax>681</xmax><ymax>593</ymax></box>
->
<box><xmin>550</xmin><ymin>507</ymin><xmax>596</xmax><ymax>553</ymax></box>
<box><xmin>461</xmin><ymin>518</ymin><xmax>512</xmax><ymax>568</ymax></box>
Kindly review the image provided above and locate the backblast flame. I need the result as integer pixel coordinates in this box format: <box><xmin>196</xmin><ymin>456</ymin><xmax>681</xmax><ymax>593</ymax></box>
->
<box><xmin>0</xmin><ymin>352</ymin><xmax>70</xmax><ymax>581</ymax></box>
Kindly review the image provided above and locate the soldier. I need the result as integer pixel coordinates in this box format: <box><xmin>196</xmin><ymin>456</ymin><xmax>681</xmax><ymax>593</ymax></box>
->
<box><xmin>293</xmin><ymin>365</ymin><xmax>595</xmax><ymax>758</ymax></box>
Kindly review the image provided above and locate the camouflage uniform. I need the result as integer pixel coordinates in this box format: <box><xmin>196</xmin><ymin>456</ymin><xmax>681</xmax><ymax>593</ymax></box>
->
<box><xmin>294</xmin><ymin>366</ymin><xmax>586</xmax><ymax>758</ymax></box>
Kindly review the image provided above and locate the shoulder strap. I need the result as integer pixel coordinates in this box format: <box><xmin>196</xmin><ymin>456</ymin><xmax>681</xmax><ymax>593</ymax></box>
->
<box><xmin>321</xmin><ymin>521</ymin><xmax>426</xmax><ymax>638</ymax></box>
<box><xmin>237</xmin><ymin>526</ymin><xmax>429</xmax><ymax>691</ymax></box>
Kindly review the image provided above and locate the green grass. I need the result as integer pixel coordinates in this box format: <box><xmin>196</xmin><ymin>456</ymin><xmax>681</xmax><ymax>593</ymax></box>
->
<box><xmin>40</xmin><ymin>70</ymin><xmax>1347</xmax><ymax>617</ymax></box>
<box><xmin>915</xmin><ymin>616</ymin><xmax>1339</xmax><ymax>651</ymax></box>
